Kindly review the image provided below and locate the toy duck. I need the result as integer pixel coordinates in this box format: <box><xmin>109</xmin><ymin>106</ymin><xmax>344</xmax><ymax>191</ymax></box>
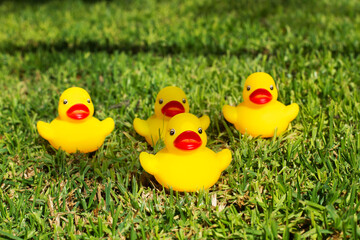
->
<box><xmin>140</xmin><ymin>113</ymin><xmax>232</xmax><ymax>192</ymax></box>
<box><xmin>133</xmin><ymin>86</ymin><xmax>210</xmax><ymax>146</ymax></box>
<box><xmin>223</xmin><ymin>72</ymin><xmax>299</xmax><ymax>138</ymax></box>
<box><xmin>37</xmin><ymin>87</ymin><xmax>115</xmax><ymax>153</ymax></box>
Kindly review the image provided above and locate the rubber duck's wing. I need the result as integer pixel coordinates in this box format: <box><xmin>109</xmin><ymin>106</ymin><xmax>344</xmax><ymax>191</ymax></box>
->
<box><xmin>285</xmin><ymin>103</ymin><xmax>299</xmax><ymax>122</ymax></box>
<box><xmin>199</xmin><ymin>115</ymin><xmax>210</xmax><ymax>131</ymax></box>
<box><xmin>140</xmin><ymin>152</ymin><xmax>158</xmax><ymax>175</ymax></box>
<box><xmin>216</xmin><ymin>149</ymin><xmax>232</xmax><ymax>171</ymax></box>
<box><xmin>133</xmin><ymin>118</ymin><xmax>151</xmax><ymax>137</ymax></box>
<box><xmin>37</xmin><ymin>121</ymin><xmax>54</xmax><ymax>141</ymax></box>
<box><xmin>101</xmin><ymin>117</ymin><xmax>115</xmax><ymax>136</ymax></box>
<box><xmin>222</xmin><ymin>105</ymin><xmax>238</xmax><ymax>124</ymax></box>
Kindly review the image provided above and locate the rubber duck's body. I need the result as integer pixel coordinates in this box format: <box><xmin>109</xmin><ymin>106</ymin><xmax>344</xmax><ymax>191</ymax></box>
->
<box><xmin>223</xmin><ymin>72</ymin><xmax>299</xmax><ymax>138</ymax></box>
<box><xmin>140</xmin><ymin>113</ymin><xmax>232</xmax><ymax>192</ymax></box>
<box><xmin>37</xmin><ymin>87</ymin><xmax>114</xmax><ymax>153</ymax></box>
<box><xmin>134</xmin><ymin>86</ymin><xmax>209</xmax><ymax>146</ymax></box>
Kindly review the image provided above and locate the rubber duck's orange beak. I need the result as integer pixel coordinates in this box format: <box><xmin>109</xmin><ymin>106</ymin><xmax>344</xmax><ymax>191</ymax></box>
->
<box><xmin>161</xmin><ymin>101</ymin><xmax>185</xmax><ymax>117</ymax></box>
<box><xmin>174</xmin><ymin>131</ymin><xmax>202</xmax><ymax>150</ymax></box>
<box><xmin>249</xmin><ymin>89</ymin><xmax>272</xmax><ymax>104</ymax></box>
<box><xmin>67</xmin><ymin>104</ymin><xmax>90</xmax><ymax>120</ymax></box>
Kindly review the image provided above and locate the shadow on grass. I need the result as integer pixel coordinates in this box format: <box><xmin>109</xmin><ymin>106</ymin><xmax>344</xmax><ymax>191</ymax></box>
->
<box><xmin>4</xmin><ymin>39</ymin><xmax>358</xmax><ymax>58</ymax></box>
<box><xmin>0</xmin><ymin>0</ymin><xmax>115</xmax><ymax>4</ymax></box>
<box><xmin>0</xmin><ymin>39</ymin><xmax>269</xmax><ymax>56</ymax></box>
<box><xmin>1</xmin><ymin>0</ymin><xmax>358</xmax><ymax>56</ymax></box>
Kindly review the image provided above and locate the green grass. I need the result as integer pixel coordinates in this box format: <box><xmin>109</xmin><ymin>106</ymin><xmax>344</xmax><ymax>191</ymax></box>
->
<box><xmin>0</xmin><ymin>0</ymin><xmax>359</xmax><ymax>238</ymax></box>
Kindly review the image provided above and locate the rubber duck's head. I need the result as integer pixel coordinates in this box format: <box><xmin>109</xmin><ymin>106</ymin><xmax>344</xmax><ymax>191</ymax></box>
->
<box><xmin>165</xmin><ymin>113</ymin><xmax>208</xmax><ymax>154</ymax></box>
<box><xmin>58</xmin><ymin>87</ymin><xmax>95</xmax><ymax>122</ymax></box>
<box><xmin>242</xmin><ymin>72</ymin><xmax>278</xmax><ymax>107</ymax></box>
<box><xmin>154</xmin><ymin>86</ymin><xmax>189</xmax><ymax>118</ymax></box>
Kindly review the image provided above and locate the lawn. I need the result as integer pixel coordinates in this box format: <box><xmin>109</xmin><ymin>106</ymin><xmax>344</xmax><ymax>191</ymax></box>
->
<box><xmin>0</xmin><ymin>0</ymin><xmax>359</xmax><ymax>238</ymax></box>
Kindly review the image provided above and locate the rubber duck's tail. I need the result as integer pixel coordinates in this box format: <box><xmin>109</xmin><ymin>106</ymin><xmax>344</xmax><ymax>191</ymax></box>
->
<box><xmin>102</xmin><ymin>118</ymin><xmax>115</xmax><ymax>136</ymax></box>
<box><xmin>217</xmin><ymin>149</ymin><xmax>232</xmax><ymax>171</ymax></box>
<box><xmin>222</xmin><ymin>105</ymin><xmax>238</xmax><ymax>124</ymax></box>
<box><xmin>133</xmin><ymin>118</ymin><xmax>150</xmax><ymax>137</ymax></box>
<box><xmin>286</xmin><ymin>103</ymin><xmax>299</xmax><ymax>122</ymax></box>
<box><xmin>140</xmin><ymin>152</ymin><xmax>158</xmax><ymax>175</ymax></box>
<box><xmin>199</xmin><ymin>115</ymin><xmax>210</xmax><ymax>131</ymax></box>
<box><xmin>37</xmin><ymin>121</ymin><xmax>54</xmax><ymax>141</ymax></box>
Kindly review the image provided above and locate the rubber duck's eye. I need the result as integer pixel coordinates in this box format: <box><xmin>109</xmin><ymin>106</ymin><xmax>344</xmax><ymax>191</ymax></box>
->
<box><xmin>247</xmin><ymin>86</ymin><xmax>251</xmax><ymax>91</ymax></box>
<box><xmin>87</xmin><ymin>99</ymin><xmax>91</xmax><ymax>103</ymax></box>
<box><xmin>63</xmin><ymin>99</ymin><xmax>68</xmax><ymax>104</ymax></box>
<box><xmin>270</xmin><ymin>85</ymin><xmax>274</xmax><ymax>90</ymax></box>
<box><xmin>182</xmin><ymin>98</ymin><xmax>186</xmax><ymax>104</ymax></box>
<box><xmin>170</xmin><ymin>129</ymin><xmax>175</xmax><ymax>136</ymax></box>
<box><xmin>159</xmin><ymin>99</ymin><xmax>163</xmax><ymax>104</ymax></box>
<box><xmin>198</xmin><ymin>128</ymin><xmax>203</xmax><ymax>134</ymax></box>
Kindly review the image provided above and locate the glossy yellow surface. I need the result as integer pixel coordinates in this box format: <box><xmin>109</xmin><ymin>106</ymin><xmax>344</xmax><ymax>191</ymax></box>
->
<box><xmin>37</xmin><ymin>87</ymin><xmax>115</xmax><ymax>153</ymax></box>
<box><xmin>140</xmin><ymin>113</ymin><xmax>232</xmax><ymax>192</ymax></box>
<box><xmin>223</xmin><ymin>72</ymin><xmax>299</xmax><ymax>138</ymax></box>
<box><xmin>133</xmin><ymin>86</ymin><xmax>209</xmax><ymax>146</ymax></box>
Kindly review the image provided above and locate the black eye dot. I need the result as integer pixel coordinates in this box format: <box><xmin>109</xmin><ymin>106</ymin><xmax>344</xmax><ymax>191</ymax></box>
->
<box><xmin>87</xmin><ymin>99</ymin><xmax>91</xmax><ymax>103</ymax></box>
<box><xmin>63</xmin><ymin>99</ymin><xmax>68</xmax><ymax>104</ymax></box>
<box><xmin>270</xmin><ymin>85</ymin><xmax>274</xmax><ymax>90</ymax></box>
<box><xmin>247</xmin><ymin>86</ymin><xmax>251</xmax><ymax>91</ymax></box>
<box><xmin>170</xmin><ymin>129</ymin><xmax>175</xmax><ymax>136</ymax></box>
<box><xmin>159</xmin><ymin>99</ymin><xmax>163</xmax><ymax>104</ymax></box>
<box><xmin>182</xmin><ymin>98</ymin><xmax>186</xmax><ymax>104</ymax></box>
<box><xmin>198</xmin><ymin>128</ymin><xmax>203</xmax><ymax>134</ymax></box>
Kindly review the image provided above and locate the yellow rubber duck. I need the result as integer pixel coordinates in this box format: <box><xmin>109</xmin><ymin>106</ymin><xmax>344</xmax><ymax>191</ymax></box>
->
<box><xmin>37</xmin><ymin>87</ymin><xmax>115</xmax><ymax>153</ymax></box>
<box><xmin>140</xmin><ymin>113</ymin><xmax>232</xmax><ymax>192</ymax></box>
<box><xmin>223</xmin><ymin>72</ymin><xmax>299</xmax><ymax>138</ymax></box>
<box><xmin>133</xmin><ymin>86</ymin><xmax>210</xmax><ymax>146</ymax></box>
